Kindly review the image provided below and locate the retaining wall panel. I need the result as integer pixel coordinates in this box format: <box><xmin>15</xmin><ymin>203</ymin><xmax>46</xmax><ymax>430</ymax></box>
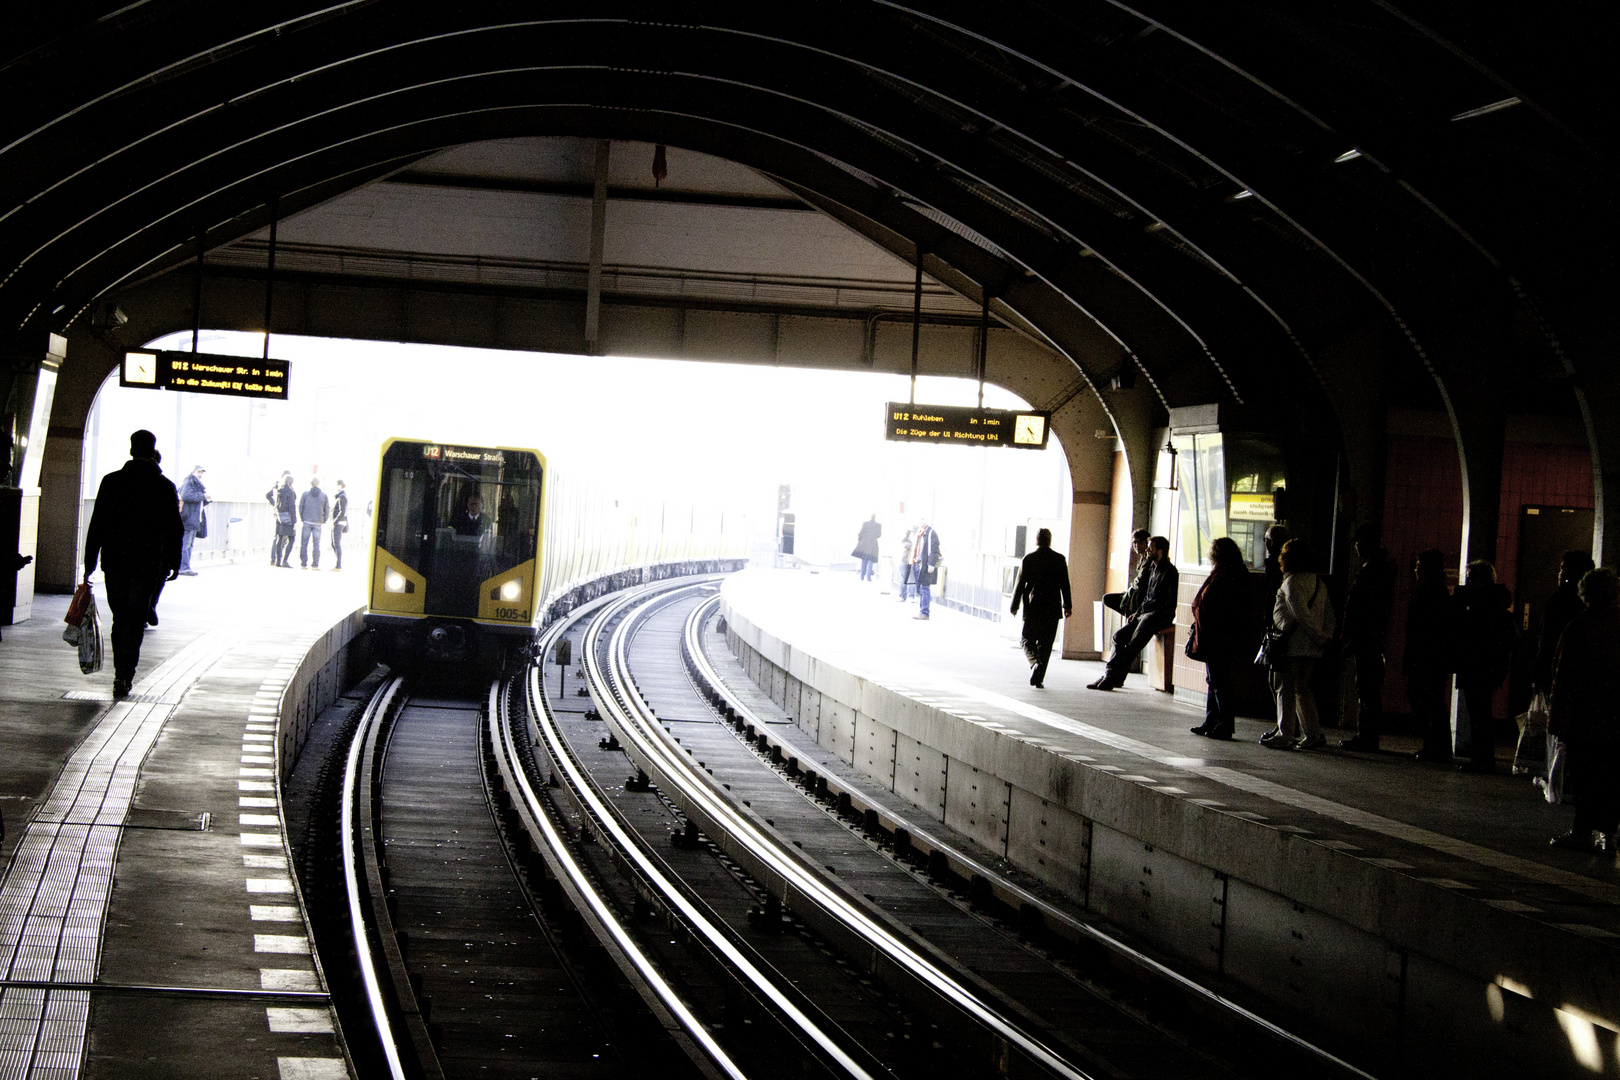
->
<box><xmin>1006</xmin><ymin>788</ymin><xmax>1088</xmax><ymax>898</ymax></box>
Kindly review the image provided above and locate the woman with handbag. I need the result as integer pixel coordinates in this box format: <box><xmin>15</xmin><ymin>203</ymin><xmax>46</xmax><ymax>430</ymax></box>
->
<box><xmin>1188</xmin><ymin>538</ymin><xmax>1252</xmax><ymax>739</ymax></box>
<box><xmin>1260</xmin><ymin>538</ymin><xmax>1334</xmax><ymax>750</ymax></box>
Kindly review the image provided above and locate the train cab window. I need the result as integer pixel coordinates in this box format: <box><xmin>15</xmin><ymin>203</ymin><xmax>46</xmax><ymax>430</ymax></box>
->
<box><xmin>376</xmin><ymin>442</ymin><xmax>542</xmax><ymax>617</ymax></box>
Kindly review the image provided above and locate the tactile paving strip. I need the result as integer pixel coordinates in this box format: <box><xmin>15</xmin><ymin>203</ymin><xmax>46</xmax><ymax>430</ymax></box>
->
<box><xmin>0</xmin><ymin>634</ymin><xmax>228</xmax><ymax>1079</ymax></box>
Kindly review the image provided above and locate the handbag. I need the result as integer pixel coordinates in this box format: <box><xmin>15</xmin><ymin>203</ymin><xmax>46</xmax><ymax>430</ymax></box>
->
<box><xmin>1542</xmin><ymin>735</ymin><xmax>1569</xmax><ymax>804</ymax></box>
<box><xmin>1254</xmin><ymin>624</ymin><xmax>1290</xmax><ymax>668</ymax></box>
<box><xmin>195</xmin><ymin>507</ymin><xmax>208</xmax><ymax>539</ymax></box>
<box><xmin>278</xmin><ymin>510</ymin><xmax>292</xmax><ymax>525</ymax></box>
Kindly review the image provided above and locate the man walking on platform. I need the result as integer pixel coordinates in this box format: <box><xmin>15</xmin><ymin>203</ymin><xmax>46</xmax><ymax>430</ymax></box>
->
<box><xmin>1089</xmin><ymin>536</ymin><xmax>1177</xmax><ymax>690</ymax></box>
<box><xmin>299</xmin><ymin>476</ymin><xmax>331</xmax><ymax>569</ymax></box>
<box><xmin>176</xmin><ymin>465</ymin><xmax>209</xmax><ymax>576</ymax></box>
<box><xmin>329</xmin><ymin>480</ymin><xmax>349</xmax><ymax>570</ymax></box>
<box><xmin>83</xmin><ymin>430</ymin><xmax>182</xmax><ymax>699</ymax></box>
<box><xmin>912</xmin><ymin>519</ymin><xmax>942</xmax><ymax>620</ymax></box>
<box><xmin>1010</xmin><ymin>528</ymin><xmax>1072</xmax><ymax>688</ymax></box>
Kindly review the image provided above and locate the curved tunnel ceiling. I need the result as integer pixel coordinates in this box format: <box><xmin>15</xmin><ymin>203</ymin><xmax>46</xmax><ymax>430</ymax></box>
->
<box><xmin>1</xmin><ymin>4</ymin><xmax>1609</xmax><ymax>438</ymax></box>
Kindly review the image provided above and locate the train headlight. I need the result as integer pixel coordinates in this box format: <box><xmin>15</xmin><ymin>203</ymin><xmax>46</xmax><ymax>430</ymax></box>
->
<box><xmin>384</xmin><ymin>569</ymin><xmax>408</xmax><ymax>593</ymax></box>
<box><xmin>500</xmin><ymin>579</ymin><xmax>522</xmax><ymax>601</ymax></box>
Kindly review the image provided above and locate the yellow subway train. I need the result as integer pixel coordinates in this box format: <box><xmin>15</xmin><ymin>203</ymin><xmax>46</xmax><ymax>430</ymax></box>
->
<box><xmin>364</xmin><ymin>437</ymin><xmax>747</xmax><ymax>669</ymax></box>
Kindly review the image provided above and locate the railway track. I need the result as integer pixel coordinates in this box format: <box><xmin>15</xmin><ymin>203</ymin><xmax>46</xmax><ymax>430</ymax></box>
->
<box><xmin>320</xmin><ymin>575</ymin><xmax>1378</xmax><ymax>1080</ymax></box>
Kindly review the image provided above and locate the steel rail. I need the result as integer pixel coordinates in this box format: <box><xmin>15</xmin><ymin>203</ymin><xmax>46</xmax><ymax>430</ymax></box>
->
<box><xmin>340</xmin><ymin>674</ymin><xmax>410</xmax><ymax>1080</ymax></box>
<box><xmin>492</xmin><ymin>611</ymin><xmax>752</xmax><ymax>1080</ymax></box>
<box><xmin>587</xmin><ymin>582</ymin><xmax>1094</xmax><ymax>1080</ymax></box>
<box><xmin>681</xmin><ymin>594</ymin><xmax>1380</xmax><ymax>1080</ymax></box>
<box><xmin>519</xmin><ymin>604</ymin><xmax>879</xmax><ymax>1080</ymax></box>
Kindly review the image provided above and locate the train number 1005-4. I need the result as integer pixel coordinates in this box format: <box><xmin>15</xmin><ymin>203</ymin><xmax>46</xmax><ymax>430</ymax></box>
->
<box><xmin>494</xmin><ymin>607</ymin><xmax>529</xmax><ymax>621</ymax></box>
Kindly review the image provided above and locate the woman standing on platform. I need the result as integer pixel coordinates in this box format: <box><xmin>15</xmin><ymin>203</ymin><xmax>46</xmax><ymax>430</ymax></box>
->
<box><xmin>1261</xmin><ymin>538</ymin><xmax>1333</xmax><ymax>751</ymax></box>
<box><xmin>1188</xmin><ymin>537</ymin><xmax>1251</xmax><ymax>740</ymax></box>
<box><xmin>1549</xmin><ymin>568</ymin><xmax>1620</xmax><ymax>851</ymax></box>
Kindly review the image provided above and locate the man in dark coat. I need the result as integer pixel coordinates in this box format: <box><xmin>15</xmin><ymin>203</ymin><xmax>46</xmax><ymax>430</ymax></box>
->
<box><xmin>1549</xmin><ymin>568</ymin><xmax>1620</xmax><ymax>851</ymax></box>
<box><xmin>298</xmin><ymin>477</ymin><xmax>331</xmax><ymax>569</ymax></box>
<box><xmin>1406</xmin><ymin>549</ymin><xmax>1455</xmax><ymax>762</ymax></box>
<box><xmin>1090</xmin><ymin>536</ymin><xmax>1177</xmax><ymax>690</ymax></box>
<box><xmin>83</xmin><ymin>429</ymin><xmax>182</xmax><ymax>698</ymax></box>
<box><xmin>1341</xmin><ymin>524</ymin><xmax>1397</xmax><ymax>751</ymax></box>
<box><xmin>1453</xmin><ymin>559</ymin><xmax>1517</xmax><ymax>773</ymax></box>
<box><xmin>851</xmin><ymin>515</ymin><xmax>882</xmax><ymax>582</ymax></box>
<box><xmin>267</xmin><ymin>473</ymin><xmax>296</xmax><ymax>567</ymax></box>
<box><xmin>1010</xmin><ymin>527</ymin><xmax>1072</xmax><ymax>688</ymax></box>
<box><xmin>1536</xmin><ymin>550</ymin><xmax>1595</xmax><ymax>695</ymax></box>
<box><xmin>329</xmin><ymin>480</ymin><xmax>350</xmax><ymax>571</ymax></box>
<box><xmin>176</xmin><ymin>465</ymin><xmax>209</xmax><ymax>576</ymax></box>
<box><xmin>911</xmin><ymin>519</ymin><xmax>942</xmax><ymax>620</ymax></box>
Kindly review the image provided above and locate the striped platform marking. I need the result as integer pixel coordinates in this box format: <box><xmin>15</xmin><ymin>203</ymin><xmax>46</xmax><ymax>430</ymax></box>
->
<box><xmin>278</xmin><ymin>1058</ymin><xmax>348</xmax><ymax>1079</ymax></box>
<box><xmin>0</xmin><ymin>634</ymin><xmax>229</xmax><ymax>1079</ymax></box>
<box><xmin>250</xmin><ymin>641</ymin><xmax>342</xmax><ymax>1078</ymax></box>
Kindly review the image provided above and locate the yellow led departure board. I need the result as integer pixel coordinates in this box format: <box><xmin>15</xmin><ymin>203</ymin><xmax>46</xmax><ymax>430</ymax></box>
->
<box><xmin>885</xmin><ymin>403</ymin><xmax>1051</xmax><ymax>449</ymax></box>
<box><xmin>120</xmin><ymin>350</ymin><xmax>289</xmax><ymax>400</ymax></box>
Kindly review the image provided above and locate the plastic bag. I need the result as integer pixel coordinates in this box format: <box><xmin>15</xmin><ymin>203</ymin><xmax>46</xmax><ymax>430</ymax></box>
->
<box><xmin>78</xmin><ymin>603</ymin><xmax>103</xmax><ymax>675</ymax></box>
<box><xmin>63</xmin><ymin>592</ymin><xmax>103</xmax><ymax>675</ymax></box>
<box><xmin>1513</xmin><ymin>691</ymin><xmax>1551</xmax><ymax>776</ymax></box>
<box><xmin>1541</xmin><ymin>735</ymin><xmax>1568</xmax><ymax>805</ymax></box>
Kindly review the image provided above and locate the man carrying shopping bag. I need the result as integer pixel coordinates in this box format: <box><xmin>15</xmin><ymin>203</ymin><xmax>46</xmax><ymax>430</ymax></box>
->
<box><xmin>83</xmin><ymin>430</ymin><xmax>182</xmax><ymax>699</ymax></box>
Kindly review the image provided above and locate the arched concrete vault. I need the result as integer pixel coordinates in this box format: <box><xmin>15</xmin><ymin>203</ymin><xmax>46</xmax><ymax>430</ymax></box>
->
<box><xmin>1</xmin><ymin>4</ymin><xmax>1611</xmax><ymax>627</ymax></box>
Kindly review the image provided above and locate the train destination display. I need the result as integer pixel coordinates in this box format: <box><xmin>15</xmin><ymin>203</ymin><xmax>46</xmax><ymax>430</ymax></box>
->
<box><xmin>120</xmin><ymin>350</ymin><xmax>289</xmax><ymax>400</ymax></box>
<box><xmin>885</xmin><ymin>403</ymin><xmax>1052</xmax><ymax>449</ymax></box>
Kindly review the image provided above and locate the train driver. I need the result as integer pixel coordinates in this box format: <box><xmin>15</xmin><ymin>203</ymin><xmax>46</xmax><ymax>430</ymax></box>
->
<box><xmin>454</xmin><ymin>492</ymin><xmax>492</xmax><ymax>537</ymax></box>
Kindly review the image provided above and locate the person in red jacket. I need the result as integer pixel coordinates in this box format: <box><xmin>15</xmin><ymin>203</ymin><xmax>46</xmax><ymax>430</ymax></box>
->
<box><xmin>83</xmin><ymin>430</ymin><xmax>182</xmax><ymax>698</ymax></box>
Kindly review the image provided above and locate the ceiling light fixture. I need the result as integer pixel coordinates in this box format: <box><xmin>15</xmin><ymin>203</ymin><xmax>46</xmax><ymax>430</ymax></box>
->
<box><xmin>1232</xmin><ymin>189</ymin><xmax>1253</xmax><ymax>200</ymax></box>
<box><xmin>1334</xmin><ymin>149</ymin><xmax>1362</xmax><ymax>163</ymax></box>
<box><xmin>1451</xmin><ymin>97</ymin><xmax>1521</xmax><ymax>122</ymax></box>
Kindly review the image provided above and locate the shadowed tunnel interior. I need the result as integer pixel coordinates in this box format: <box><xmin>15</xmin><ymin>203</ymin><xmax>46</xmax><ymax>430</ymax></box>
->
<box><xmin>0</xmin><ymin>4</ymin><xmax>1613</xmax><ymax>568</ymax></box>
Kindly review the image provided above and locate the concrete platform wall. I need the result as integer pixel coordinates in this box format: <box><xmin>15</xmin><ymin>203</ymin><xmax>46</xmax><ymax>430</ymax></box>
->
<box><xmin>278</xmin><ymin>606</ymin><xmax>368</xmax><ymax>778</ymax></box>
<box><xmin>721</xmin><ymin>598</ymin><xmax>1620</xmax><ymax>1079</ymax></box>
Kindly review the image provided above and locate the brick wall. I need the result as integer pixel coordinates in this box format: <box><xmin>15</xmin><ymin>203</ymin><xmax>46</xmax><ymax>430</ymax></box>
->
<box><xmin>1381</xmin><ymin>435</ymin><xmax>1593</xmax><ymax>719</ymax></box>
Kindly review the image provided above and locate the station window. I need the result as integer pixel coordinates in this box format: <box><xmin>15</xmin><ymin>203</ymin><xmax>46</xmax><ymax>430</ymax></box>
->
<box><xmin>1156</xmin><ymin>432</ymin><xmax>1285</xmax><ymax>569</ymax></box>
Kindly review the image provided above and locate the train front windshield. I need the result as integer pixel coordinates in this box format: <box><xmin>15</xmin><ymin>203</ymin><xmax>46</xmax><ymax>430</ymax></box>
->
<box><xmin>377</xmin><ymin>443</ymin><xmax>541</xmax><ymax>617</ymax></box>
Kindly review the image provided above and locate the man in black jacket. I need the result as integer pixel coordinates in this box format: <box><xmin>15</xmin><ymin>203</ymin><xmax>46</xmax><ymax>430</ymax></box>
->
<box><xmin>83</xmin><ymin>430</ymin><xmax>182</xmax><ymax>698</ymax></box>
<box><xmin>1341</xmin><ymin>524</ymin><xmax>1397</xmax><ymax>751</ymax></box>
<box><xmin>1089</xmin><ymin>536</ymin><xmax>1177</xmax><ymax>691</ymax></box>
<box><xmin>1010</xmin><ymin>528</ymin><xmax>1072</xmax><ymax>688</ymax></box>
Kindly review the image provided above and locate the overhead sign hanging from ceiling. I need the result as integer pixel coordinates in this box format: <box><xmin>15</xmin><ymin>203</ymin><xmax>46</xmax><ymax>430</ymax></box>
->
<box><xmin>885</xmin><ymin>403</ymin><xmax>1051</xmax><ymax>449</ymax></box>
<box><xmin>120</xmin><ymin>350</ymin><xmax>289</xmax><ymax>400</ymax></box>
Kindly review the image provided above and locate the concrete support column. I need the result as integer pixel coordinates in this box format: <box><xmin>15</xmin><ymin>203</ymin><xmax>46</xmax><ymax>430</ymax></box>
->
<box><xmin>1574</xmin><ymin>372</ymin><xmax>1620</xmax><ymax>567</ymax></box>
<box><xmin>1</xmin><ymin>333</ymin><xmax>67</xmax><ymax>623</ymax></box>
<box><xmin>1448</xmin><ymin>389</ymin><xmax>1507</xmax><ymax>566</ymax></box>
<box><xmin>1102</xmin><ymin>382</ymin><xmax>1158</xmax><ymax>531</ymax></box>
<box><xmin>36</xmin><ymin>333</ymin><xmax>122</xmax><ymax>593</ymax></box>
<box><xmin>1051</xmin><ymin>387</ymin><xmax>1115</xmax><ymax>660</ymax></box>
